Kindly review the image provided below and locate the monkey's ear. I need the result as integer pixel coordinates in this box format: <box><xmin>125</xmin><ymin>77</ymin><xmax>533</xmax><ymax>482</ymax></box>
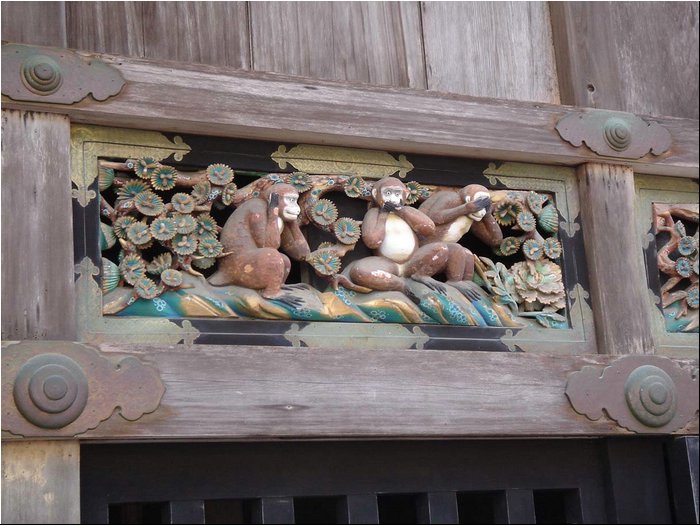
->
<box><xmin>371</xmin><ymin>186</ymin><xmax>378</xmax><ymax>202</ymax></box>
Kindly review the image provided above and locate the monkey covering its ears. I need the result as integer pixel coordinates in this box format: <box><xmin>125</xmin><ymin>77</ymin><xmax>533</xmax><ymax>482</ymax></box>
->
<box><xmin>209</xmin><ymin>183</ymin><xmax>310</xmax><ymax>298</ymax></box>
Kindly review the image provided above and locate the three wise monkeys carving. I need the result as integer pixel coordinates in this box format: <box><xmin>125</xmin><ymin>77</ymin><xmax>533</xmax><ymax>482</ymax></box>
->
<box><xmin>210</xmin><ymin>176</ymin><xmax>501</xmax><ymax>300</ymax></box>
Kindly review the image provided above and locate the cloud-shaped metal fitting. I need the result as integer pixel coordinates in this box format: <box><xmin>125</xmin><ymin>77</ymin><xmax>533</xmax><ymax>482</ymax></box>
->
<box><xmin>565</xmin><ymin>355</ymin><xmax>698</xmax><ymax>433</ymax></box>
<box><xmin>2</xmin><ymin>44</ymin><xmax>125</xmax><ymax>104</ymax></box>
<box><xmin>2</xmin><ymin>341</ymin><xmax>165</xmax><ymax>437</ymax></box>
<box><xmin>555</xmin><ymin>110</ymin><xmax>672</xmax><ymax>159</ymax></box>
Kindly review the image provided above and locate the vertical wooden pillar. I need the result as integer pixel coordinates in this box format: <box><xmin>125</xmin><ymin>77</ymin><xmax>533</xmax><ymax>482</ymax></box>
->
<box><xmin>577</xmin><ymin>163</ymin><xmax>655</xmax><ymax>354</ymax></box>
<box><xmin>1</xmin><ymin>110</ymin><xmax>75</xmax><ymax>341</ymax></box>
<box><xmin>1</xmin><ymin>110</ymin><xmax>79</xmax><ymax>523</ymax></box>
<box><xmin>1</xmin><ymin>441</ymin><xmax>80</xmax><ymax>524</ymax></box>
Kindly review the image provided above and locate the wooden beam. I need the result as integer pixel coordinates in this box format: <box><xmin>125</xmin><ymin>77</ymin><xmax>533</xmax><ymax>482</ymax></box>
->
<box><xmin>1</xmin><ymin>110</ymin><xmax>76</xmax><ymax>341</ymax></box>
<box><xmin>1</xmin><ymin>48</ymin><xmax>697</xmax><ymax>178</ymax></box>
<box><xmin>577</xmin><ymin>163</ymin><xmax>655</xmax><ymax>355</ymax></box>
<box><xmin>2</xmin><ymin>343</ymin><xmax>691</xmax><ymax>441</ymax></box>
<box><xmin>1</xmin><ymin>441</ymin><xmax>80</xmax><ymax>524</ymax></box>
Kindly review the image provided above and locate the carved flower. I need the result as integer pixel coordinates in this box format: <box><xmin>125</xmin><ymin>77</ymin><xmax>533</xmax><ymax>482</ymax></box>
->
<box><xmin>196</xmin><ymin>214</ymin><xmax>218</xmax><ymax>237</ymax></box>
<box><xmin>543</xmin><ymin>237</ymin><xmax>562</xmax><ymax>260</ymax></box>
<box><xmin>172</xmin><ymin>213</ymin><xmax>197</xmax><ymax>234</ymax></box>
<box><xmin>537</xmin><ymin>204</ymin><xmax>560</xmax><ymax>234</ymax></box>
<box><xmin>498</xmin><ymin>237</ymin><xmax>521</xmax><ymax>257</ymax></box>
<box><xmin>191</xmin><ymin>181</ymin><xmax>212</xmax><ymax>205</ymax></box>
<box><xmin>678</xmin><ymin>235</ymin><xmax>698</xmax><ymax>256</ymax></box>
<box><xmin>134</xmin><ymin>157</ymin><xmax>159</xmax><ymax>180</ymax></box>
<box><xmin>171</xmin><ymin>193</ymin><xmax>195</xmax><ymax>214</ymax></box>
<box><xmin>127</xmin><ymin>221</ymin><xmax>153</xmax><ymax>246</ymax></box>
<box><xmin>172</xmin><ymin>234</ymin><xmax>198</xmax><ymax>255</ymax></box>
<box><xmin>113</xmin><ymin>216</ymin><xmax>137</xmax><ymax>239</ymax></box>
<box><xmin>198</xmin><ymin>238</ymin><xmax>223</xmax><ymax>258</ymax></box>
<box><xmin>676</xmin><ymin>257</ymin><xmax>692</xmax><ymax>278</ymax></box>
<box><xmin>687</xmin><ymin>285</ymin><xmax>699</xmax><ymax>309</ymax></box>
<box><xmin>516</xmin><ymin>211</ymin><xmax>537</xmax><ymax>232</ymax></box>
<box><xmin>151</xmin><ymin>166</ymin><xmax>178</xmax><ymax>191</ymax></box>
<box><xmin>221</xmin><ymin>183</ymin><xmax>238</xmax><ymax>206</ymax></box>
<box><xmin>206</xmin><ymin>164</ymin><xmax>234</xmax><ymax>186</ymax></box>
<box><xmin>288</xmin><ymin>172</ymin><xmax>312</xmax><ymax>193</ymax></box>
<box><xmin>147</xmin><ymin>253</ymin><xmax>173</xmax><ymax>275</ymax></box>
<box><xmin>405</xmin><ymin>181</ymin><xmax>425</xmax><ymax>205</ymax></box>
<box><xmin>309</xmin><ymin>250</ymin><xmax>341</xmax><ymax>276</ymax></box>
<box><xmin>493</xmin><ymin>200</ymin><xmax>523</xmax><ymax>226</ymax></box>
<box><xmin>100</xmin><ymin>223</ymin><xmax>117</xmax><ymax>251</ymax></box>
<box><xmin>160</xmin><ymin>269</ymin><xmax>183</xmax><ymax>288</ymax></box>
<box><xmin>333</xmin><ymin>218</ymin><xmax>361</xmax><ymax>245</ymax></box>
<box><xmin>527</xmin><ymin>191</ymin><xmax>548</xmax><ymax>215</ymax></box>
<box><xmin>99</xmin><ymin>167</ymin><xmax>115</xmax><ymax>192</ymax></box>
<box><xmin>510</xmin><ymin>260</ymin><xmax>566</xmax><ymax>311</ymax></box>
<box><xmin>344</xmin><ymin>176</ymin><xmax>366</xmax><ymax>199</ymax></box>
<box><xmin>134</xmin><ymin>276</ymin><xmax>161</xmax><ymax>299</ymax></box>
<box><xmin>522</xmin><ymin>239</ymin><xmax>544</xmax><ymax>260</ymax></box>
<box><xmin>311</xmin><ymin>199</ymin><xmax>339</xmax><ymax>226</ymax></box>
<box><xmin>117</xmin><ymin>180</ymin><xmax>149</xmax><ymax>202</ymax></box>
<box><xmin>119</xmin><ymin>254</ymin><xmax>147</xmax><ymax>285</ymax></box>
<box><xmin>150</xmin><ymin>217</ymin><xmax>177</xmax><ymax>241</ymax></box>
<box><xmin>134</xmin><ymin>191</ymin><xmax>165</xmax><ymax>216</ymax></box>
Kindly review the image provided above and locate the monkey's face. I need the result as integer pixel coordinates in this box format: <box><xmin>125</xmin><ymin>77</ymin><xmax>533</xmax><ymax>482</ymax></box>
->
<box><xmin>373</xmin><ymin>184</ymin><xmax>406</xmax><ymax>211</ymax></box>
<box><xmin>280</xmin><ymin>192</ymin><xmax>301</xmax><ymax>221</ymax></box>
<box><xmin>465</xmin><ymin>190</ymin><xmax>491</xmax><ymax>221</ymax></box>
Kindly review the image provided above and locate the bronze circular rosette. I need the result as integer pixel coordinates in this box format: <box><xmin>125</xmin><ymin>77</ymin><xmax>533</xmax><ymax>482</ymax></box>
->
<box><xmin>13</xmin><ymin>353</ymin><xmax>89</xmax><ymax>429</ymax></box>
<box><xmin>624</xmin><ymin>365</ymin><xmax>677</xmax><ymax>428</ymax></box>
<box><xmin>603</xmin><ymin>117</ymin><xmax>632</xmax><ymax>152</ymax></box>
<box><xmin>21</xmin><ymin>54</ymin><xmax>63</xmax><ymax>95</ymax></box>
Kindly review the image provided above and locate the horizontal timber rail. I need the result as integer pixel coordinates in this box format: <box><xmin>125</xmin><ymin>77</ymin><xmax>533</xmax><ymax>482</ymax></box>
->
<box><xmin>1</xmin><ymin>44</ymin><xmax>698</xmax><ymax>179</ymax></box>
<box><xmin>2</xmin><ymin>341</ymin><xmax>698</xmax><ymax>441</ymax></box>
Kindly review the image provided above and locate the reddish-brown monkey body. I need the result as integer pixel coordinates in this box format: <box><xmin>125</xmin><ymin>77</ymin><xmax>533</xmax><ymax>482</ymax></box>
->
<box><xmin>345</xmin><ymin>177</ymin><xmax>451</xmax><ymax>294</ymax></box>
<box><xmin>209</xmin><ymin>183</ymin><xmax>310</xmax><ymax>298</ymax></box>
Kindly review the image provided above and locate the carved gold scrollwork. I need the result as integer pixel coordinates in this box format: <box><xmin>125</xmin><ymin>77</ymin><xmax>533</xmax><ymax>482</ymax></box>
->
<box><xmin>271</xmin><ymin>144</ymin><xmax>414</xmax><ymax>179</ymax></box>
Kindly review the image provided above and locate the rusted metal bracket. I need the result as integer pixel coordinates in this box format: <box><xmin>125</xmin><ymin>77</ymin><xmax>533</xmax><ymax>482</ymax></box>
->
<box><xmin>2</xmin><ymin>341</ymin><xmax>164</xmax><ymax>438</ymax></box>
<box><xmin>1</xmin><ymin>43</ymin><xmax>125</xmax><ymax>104</ymax></box>
<box><xmin>566</xmin><ymin>355</ymin><xmax>698</xmax><ymax>434</ymax></box>
<box><xmin>556</xmin><ymin>110</ymin><xmax>672</xmax><ymax>159</ymax></box>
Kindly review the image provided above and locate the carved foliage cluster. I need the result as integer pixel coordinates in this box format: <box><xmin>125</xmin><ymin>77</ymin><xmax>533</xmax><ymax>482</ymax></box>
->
<box><xmin>652</xmin><ymin>203</ymin><xmax>699</xmax><ymax>332</ymax></box>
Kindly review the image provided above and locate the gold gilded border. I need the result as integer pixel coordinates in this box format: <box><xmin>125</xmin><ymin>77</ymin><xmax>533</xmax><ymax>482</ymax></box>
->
<box><xmin>72</xmin><ymin>125</ymin><xmax>198</xmax><ymax>344</ymax></box>
<box><xmin>271</xmin><ymin>144</ymin><xmax>414</xmax><ymax>179</ymax></box>
<box><xmin>71</xmin><ymin>125</ymin><xmax>190</xmax><ymax>207</ymax></box>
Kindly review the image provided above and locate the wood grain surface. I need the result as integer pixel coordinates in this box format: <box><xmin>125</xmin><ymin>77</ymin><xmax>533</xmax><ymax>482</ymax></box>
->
<box><xmin>250</xmin><ymin>1</ymin><xmax>426</xmax><ymax>88</ymax></box>
<box><xmin>421</xmin><ymin>2</ymin><xmax>560</xmax><ymax>103</ymax></box>
<box><xmin>577</xmin><ymin>163</ymin><xmax>656</xmax><ymax>355</ymax></box>
<box><xmin>551</xmin><ymin>2</ymin><xmax>700</xmax><ymax>119</ymax></box>
<box><xmin>65</xmin><ymin>1</ymin><xmax>145</xmax><ymax>58</ymax></box>
<box><xmin>1</xmin><ymin>441</ymin><xmax>80</xmax><ymax>524</ymax></box>
<box><xmin>142</xmin><ymin>2</ymin><xmax>250</xmax><ymax>69</ymax></box>
<box><xmin>15</xmin><ymin>343</ymin><xmax>689</xmax><ymax>441</ymax></box>
<box><xmin>1</xmin><ymin>110</ymin><xmax>76</xmax><ymax>341</ymax></box>
<box><xmin>0</xmin><ymin>1</ymin><xmax>67</xmax><ymax>48</ymax></box>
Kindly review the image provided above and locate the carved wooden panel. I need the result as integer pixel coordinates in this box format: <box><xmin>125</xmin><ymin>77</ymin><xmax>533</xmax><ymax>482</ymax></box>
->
<box><xmin>636</xmin><ymin>175</ymin><xmax>699</xmax><ymax>358</ymax></box>
<box><xmin>72</xmin><ymin>126</ymin><xmax>594</xmax><ymax>352</ymax></box>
